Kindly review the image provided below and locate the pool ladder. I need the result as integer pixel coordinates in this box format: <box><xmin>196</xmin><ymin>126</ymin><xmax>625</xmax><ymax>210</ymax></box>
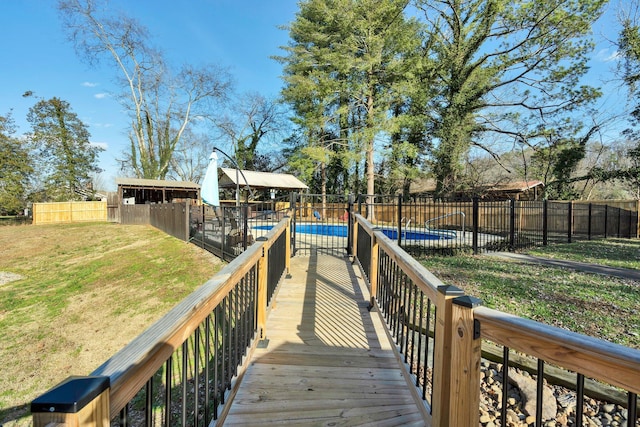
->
<box><xmin>425</xmin><ymin>211</ymin><xmax>465</xmax><ymax>240</ymax></box>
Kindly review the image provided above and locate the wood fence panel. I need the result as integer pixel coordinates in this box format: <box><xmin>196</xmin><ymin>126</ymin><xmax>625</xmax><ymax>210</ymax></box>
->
<box><xmin>120</xmin><ymin>205</ymin><xmax>150</xmax><ymax>225</ymax></box>
<box><xmin>32</xmin><ymin>201</ymin><xmax>107</xmax><ymax>225</ymax></box>
<box><xmin>107</xmin><ymin>192</ymin><xmax>120</xmax><ymax>223</ymax></box>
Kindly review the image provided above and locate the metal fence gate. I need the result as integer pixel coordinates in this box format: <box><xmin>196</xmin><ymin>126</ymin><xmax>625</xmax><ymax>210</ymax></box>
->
<box><xmin>291</xmin><ymin>193</ymin><xmax>351</xmax><ymax>256</ymax></box>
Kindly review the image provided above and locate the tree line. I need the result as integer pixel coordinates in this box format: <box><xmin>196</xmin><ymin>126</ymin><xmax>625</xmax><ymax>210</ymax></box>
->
<box><xmin>4</xmin><ymin>0</ymin><xmax>640</xmax><ymax>216</ymax></box>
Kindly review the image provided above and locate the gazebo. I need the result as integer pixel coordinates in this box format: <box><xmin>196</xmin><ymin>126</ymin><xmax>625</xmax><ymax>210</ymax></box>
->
<box><xmin>218</xmin><ymin>168</ymin><xmax>308</xmax><ymax>199</ymax></box>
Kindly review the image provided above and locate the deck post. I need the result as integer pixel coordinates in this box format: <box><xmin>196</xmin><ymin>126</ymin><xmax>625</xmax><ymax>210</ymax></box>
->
<box><xmin>257</xmin><ymin>239</ymin><xmax>269</xmax><ymax>341</ymax></box>
<box><xmin>431</xmin><ymin>285</ymin><xmax>465</xmax><ymax>427</ymax></box>
<box><xmin>31</xmin><ymin>376</ymin><xmax>110</xmax><ymax>427</ymax></box>
<box><xmin>285</xmin><ymin>216</ymin><xmax>291</xmax><ymax>273</ymax></box>
<box><xmin>449</xmin><ymin>296</ymin><xmax>482</xmax><ymax>426</ymax></box>
<box><xmin>369</xmin><ymin>229</ymin><xmax>380</xmax><ymax>309</ymax></box>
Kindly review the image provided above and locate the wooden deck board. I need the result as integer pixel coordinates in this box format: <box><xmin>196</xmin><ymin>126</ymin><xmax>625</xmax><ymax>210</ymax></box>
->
<box><xmin>223</xmin><ymin>253</ymin><xmax>425</xmax><ymax>426</ymax></box>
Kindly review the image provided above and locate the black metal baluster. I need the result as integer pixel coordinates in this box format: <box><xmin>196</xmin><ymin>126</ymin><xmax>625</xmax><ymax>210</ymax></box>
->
<box><xmin>204</xmin><ymin>316</ymin><xmax>211</xmax><ymax>424</ymax></box>
<box><xmin>165</xmin><ymin>357</ymin><xmax>172</xmax><ymax>427</ymax></box>
<box><xmin>576</xmin><ymin>373</ymin><xmax>585</xmax><ymax>425</ymax></box>
<box><xmin>501</xmin><ymin>347</ymin><xmax>509</xmax><ymax>422</ymax></box>
<box><xmin>416</xmin><ymin>290</ymin><xmax>424</xmax><ymax>388</ymax></box>
<box><xmin>182</xmin><ymin>341</ymin><xmax>188</xmax><ymax>427</ymax></box>
<box><xmin>536</xmin><ymin>359</ymin><xmax>544</xmax><ymax>426</ymax></box>
<box><xmin>628</xmin><ymin>392</ymin><xmax>637</xmax><ymax>425</ymax></box>
<box><xmin>194</xmin><ymin>327</ymin><xmax>200</xmax><ymax>426</ymax></box>
<box><xmin>145</xmin><ymin>377</ymin><xmax>153</xmax><ymax>427</ymax></box>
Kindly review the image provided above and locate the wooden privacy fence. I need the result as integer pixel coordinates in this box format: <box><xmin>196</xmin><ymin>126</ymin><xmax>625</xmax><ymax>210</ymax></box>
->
<box><xmin>32</xmin><ymin>201</ymin><xmax>107</xmax><ymax>225</ymax></box>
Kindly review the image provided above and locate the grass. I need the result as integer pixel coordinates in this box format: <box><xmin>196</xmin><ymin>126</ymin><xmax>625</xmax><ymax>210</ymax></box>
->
<box><xmin>0</xmin><ymin>222</ymin><xmax>224</xmax><ymax>425</ymax></box>
<box><xmin>418</xmin><ymin>239</ymin><xmax>640</xmax><ymax>349</ymax></box>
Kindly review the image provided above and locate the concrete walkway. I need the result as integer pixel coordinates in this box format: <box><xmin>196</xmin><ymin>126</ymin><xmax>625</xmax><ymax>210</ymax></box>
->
<box><xmin>485</xmin><ymin>252</ymin><xmax>640</xmax><ymax>282</ymax></box>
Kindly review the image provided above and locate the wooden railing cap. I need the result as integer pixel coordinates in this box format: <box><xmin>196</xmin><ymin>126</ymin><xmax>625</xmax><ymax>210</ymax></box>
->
<box><xmin>31</xmin><ymin>376</ymin><xmax>109</xmax><ymax>414</ymax></box>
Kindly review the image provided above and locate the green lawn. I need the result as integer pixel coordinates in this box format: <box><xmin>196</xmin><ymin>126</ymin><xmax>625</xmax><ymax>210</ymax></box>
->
<box><xmin>419</xmin><ymin>240</ymin><xmax>640</xmax><ymax>348</ymax></box>
<box><xmin>0</xmin><ymin>223</ymin><xmax>224</xmax><ymax>425</ymax></box>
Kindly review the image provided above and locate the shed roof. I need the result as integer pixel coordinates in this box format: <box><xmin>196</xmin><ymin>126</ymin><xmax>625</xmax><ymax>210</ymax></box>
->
<box><xmin>116</xmin><ymin>178</ymin><xmax>200</xmax><ymax>190</ymax></box>
<box><xmin>219</xmin><ymin>168</ymin><xmax>308</xmax><ymax>191</ymax></box>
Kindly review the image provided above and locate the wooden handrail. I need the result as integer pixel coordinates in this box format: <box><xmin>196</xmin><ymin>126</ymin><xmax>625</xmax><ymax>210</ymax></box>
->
<box><xmin>475</xmin><ymin>305</ymin><xmax>640</xmax><ymax>395</ymax></box>
<box><xmin>32</xmin><ymin>216</ymin><xmax>291</xmax><ymax>426</ymax></box>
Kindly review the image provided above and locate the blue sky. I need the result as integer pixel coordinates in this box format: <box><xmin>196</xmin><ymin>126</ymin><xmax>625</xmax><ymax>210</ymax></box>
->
<box><xmin>0</xmin><ymin>0</ymin><xmax>299</xmax><ymax>190</ymax></box>
<box><xmin>0</xmin><ymin>0</ymin><xmax>631</xmax><ymax>192</ymax></box>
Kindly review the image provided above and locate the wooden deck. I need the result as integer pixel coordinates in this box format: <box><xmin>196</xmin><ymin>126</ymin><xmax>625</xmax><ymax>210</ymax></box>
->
<box><xmin>223</xmin><ymin>252</ymin><xmax>426</xmax><ymax>426</ymax></box>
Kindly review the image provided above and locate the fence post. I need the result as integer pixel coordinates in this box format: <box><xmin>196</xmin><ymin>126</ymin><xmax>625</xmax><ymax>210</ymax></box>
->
<box><xmin>568</xmin><ymin>202</ymin><xmax>573</xmax><ymax>243</ymax></box>
<box><xmin>285</xmin><ymin>216</ymin><xmax>291</xmax><ymax>273</ymax></box>
<box><xmin>509</xmin><ymin>199</ymin><xmax>516</xmax><ymax>251</ymax></box>
<box><xmin>347</xmin><ymin>194</ymin><xmax>354</xmax><ymax>256</ymax></box>
<box><xmin>368</xmin><ymin>228</ymin><xmax>380</xmax><ymax>310</ymax></box>
<box><xmin>257</xmin><ymin>237</ymin><xmax>269</xmax><ymax>342</ymax></box>
<box><xmin>32</xmin><ymin>376</ymin><xmax>110</xmax><ymax>427</ymax></box>
<box><xmin>184</xmin><ymin>199</ymin><xmax>191</xmax><ymax>242</ymax></box>
<box><xmin>448</xmin><ymin>296</ymin><xmax>482</xmax><ymax>427</ymax></box>
<box><xmin>604</xmin><ymin>205</ymin><xmax>608</xmax><ymax>239</ymax></box>
<box><xmin>542</xmin><ymin>200</ymin><xmax>548</xmax><ymax>246</ymax></box>
<box><xmin>397</xmin><ymin>194</ymin><xmax>403</xmax><ymax>247</ymax></box>
<box><xmin>291</xmin><ymin>192</ymin><xmax>298</xmax><ymax>256</ymax></box>
<box><xmin>431</xmin><ymin>285</ymin><xmax>465</xmax><ymax>427</ymax></box>
<box><xmin>472</xmin><ymin>197</ymin><xmax>479</xmax><ymax>254</ymax></box>
<box><xmin>588</xmin><ymin>203</ymin><xmax>592</xmax><ymax>240</ymax></box>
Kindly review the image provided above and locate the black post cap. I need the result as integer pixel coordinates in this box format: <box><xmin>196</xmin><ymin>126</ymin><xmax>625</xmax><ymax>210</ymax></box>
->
<box><xmin>31</xmin><ymin>376</ymin><xmax>109</xmax><ymax>414</ymax></box>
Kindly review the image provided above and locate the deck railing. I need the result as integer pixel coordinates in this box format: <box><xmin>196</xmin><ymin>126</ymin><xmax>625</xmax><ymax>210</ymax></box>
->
<box><xmin>30</xmin><ymin>210</ymin><xmax>640</xmax><ymax>426</ymax></box>
<box><xmin>352</xmin><ymin>213</ymin><xmax>640</xmax><ymax>426</ymax></box>
<box><xmin>31</xmin><ymin>217</ymin><xmax>291</xmax><ymax>427</ymax></box>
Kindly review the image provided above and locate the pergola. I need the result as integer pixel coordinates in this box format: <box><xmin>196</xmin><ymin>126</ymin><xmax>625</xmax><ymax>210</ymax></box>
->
<box><xmin>116</xmin><ymin>178</ymin><xmax>200</xmax><ymax>204</ymax></box>
<box><xmin>218</xmin><ymin>168</ymin><xmax>308</xmax><ymax>198</ymax></box>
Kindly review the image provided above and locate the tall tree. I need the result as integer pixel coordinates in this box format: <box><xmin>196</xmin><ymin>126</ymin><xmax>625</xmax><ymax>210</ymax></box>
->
<box><xmin>214</xmin><ymin>93</ymin><xmax>287</xmax><ymax>171</ymax></box>
<box><xmin>27</xmin><ymin>97</ymin><xmax>102</xmax><ymax>201</ymax></box>
<box><xmin>415</xmin><ymin>0</ymin><xmax>606</xmax><ymax>198</ymax></box>
<box><xmin>0</xmin><ymin>113</ymin><xmax>33</xmax><ymax>215</ymax></box>
<box><xmin>58</xmin><ymin>0</ymin><xmax>232</xmax><ymax>180</ymax></box>
<box><xmin>277</xmin><ymin>0</ymin><xmax>421</xmax><ymax>217</ymax></box>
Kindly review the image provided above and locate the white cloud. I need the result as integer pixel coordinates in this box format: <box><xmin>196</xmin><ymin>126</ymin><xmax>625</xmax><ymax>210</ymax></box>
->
<box><xmin>82</xmin><ymin>82</ymin><xmax>99</xmax><ymax>87</ymax></box>
<box><xmin>596</xmin><ymin>48</ymin><xmax>620</xmax><ymax>62</ymax></box>
<box><xmin>94</xmin><ymin>93</ymin><xmax>109</xmax><ymax>99</ymax></box>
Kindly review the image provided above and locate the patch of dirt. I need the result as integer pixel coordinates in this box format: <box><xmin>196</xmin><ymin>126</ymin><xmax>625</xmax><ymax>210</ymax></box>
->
<box><xmin>0</xmin><ymin>272</ymin><xmax>23</xmax><ymax>286</ymax></box>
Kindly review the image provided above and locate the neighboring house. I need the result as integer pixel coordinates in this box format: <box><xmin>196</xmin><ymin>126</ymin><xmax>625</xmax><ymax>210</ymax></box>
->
<box><xmin>406</xmin><ymin>178</ymin><xmax>544</xmax><ymax>201</ymax></box>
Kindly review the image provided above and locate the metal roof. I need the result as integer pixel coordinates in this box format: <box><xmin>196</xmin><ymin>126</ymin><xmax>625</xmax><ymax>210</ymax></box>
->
<box><xmin>115</xmin><ymin>178</ymin><xmax>200</xmax><ymax>189</ymax></box>
<box><xmin>219</xmin><ymin>168</ymin><xmax>308</xmax><ymax>190</ymax></box>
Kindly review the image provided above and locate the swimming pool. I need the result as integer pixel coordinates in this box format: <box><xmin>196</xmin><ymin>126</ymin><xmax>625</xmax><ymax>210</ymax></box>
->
<box><xmin>253</xmin><ymin>223</ymin><xmax>455</xmax><ymax>240</ymax></box>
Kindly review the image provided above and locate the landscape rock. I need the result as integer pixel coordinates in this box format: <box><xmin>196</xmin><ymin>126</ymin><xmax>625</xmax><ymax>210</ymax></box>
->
<box><xmin>509</xmin><ymin>371</ymin><xmax>557</xmax><ymax>421</ymax></box>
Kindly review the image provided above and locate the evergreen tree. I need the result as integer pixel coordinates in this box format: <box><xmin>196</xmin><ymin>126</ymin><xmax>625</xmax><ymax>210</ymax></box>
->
<box><xmin>27</xmin><ymin>97</ymin><xmax>102</xmax><ymax>201</ymax></box>
<box><xmin>276</xmin><ymin>0</ymin><xmax>421</xmax><ymax>213</ymax></box>
<box><xmin>0</xmin><ymin>113</ymin><xmax>33</xmax><ymax>214</ymax></box>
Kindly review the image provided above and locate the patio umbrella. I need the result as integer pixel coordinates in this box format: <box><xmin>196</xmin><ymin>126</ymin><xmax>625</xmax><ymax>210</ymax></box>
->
<box><xmin>201</xmin><ymin>151</ymin><xmax>220</xmax><ymax>207</ymax></box>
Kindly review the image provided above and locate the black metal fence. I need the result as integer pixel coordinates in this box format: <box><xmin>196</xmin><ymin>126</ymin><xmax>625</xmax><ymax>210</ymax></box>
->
<box><xmin>189</xmin><ymin>196</ymin><xmax>291</xmax><ymax>261</ymax></box>
<box><xmin>144</xmin><ymin>194</ymin><xmax>637</xmax><ymax>261</ymax></box>
<box><xmin>353</xmin><ymin>195</ymin><xmax>638</xmax><ymax>255</ymax></box>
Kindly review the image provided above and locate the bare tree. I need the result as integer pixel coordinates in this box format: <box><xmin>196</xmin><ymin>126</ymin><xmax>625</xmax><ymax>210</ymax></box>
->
<box><xmin>214</xmin><ymin>92</ymin><xmax>287</xmax><ymax>171</ymax></box>
<box><xmin>58</xmin><ymin>0</ymin><xmax>233</xmax><ymax>179</ymax></box>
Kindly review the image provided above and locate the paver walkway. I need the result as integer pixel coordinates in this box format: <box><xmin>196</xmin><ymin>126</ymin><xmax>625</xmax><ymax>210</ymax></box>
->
<box><xmin>486</xmin><ymin>252</ymin><xmax>640</xmax><ymax>282</ymax></box>
<box><xmin>223</xmin><ymin>252</ymin><xmax>425</xmax><ymax>426</ymax></box>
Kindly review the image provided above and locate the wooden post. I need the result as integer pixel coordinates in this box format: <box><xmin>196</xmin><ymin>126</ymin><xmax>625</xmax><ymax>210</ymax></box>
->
<box><xmin>369</xmin><ymin>229</ymin><xmax>380</xmax><ymax>309</ymax></box>
<box><xmin>285</xmin><ymin>216</ymin><xmax>291</xmax><ymax>274</ymax></box>
<box><xmin>257</xmin><ymin>239</ymin><xmax>269</xmax><ymax>342</ymax></box>
<box><xmin>431</xmin><ymin>285</ymin><xmax>465</xmax><ymax>426</ymax></box>
<box><xmin>32</xmin><ymin>376</ymin><xmax>110</xmax><ymax>427</ymax></box>
<box><xmin>449</xmin><ymin>296</ymin><xmax>482</xmax><ymax>426</ymax></box>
